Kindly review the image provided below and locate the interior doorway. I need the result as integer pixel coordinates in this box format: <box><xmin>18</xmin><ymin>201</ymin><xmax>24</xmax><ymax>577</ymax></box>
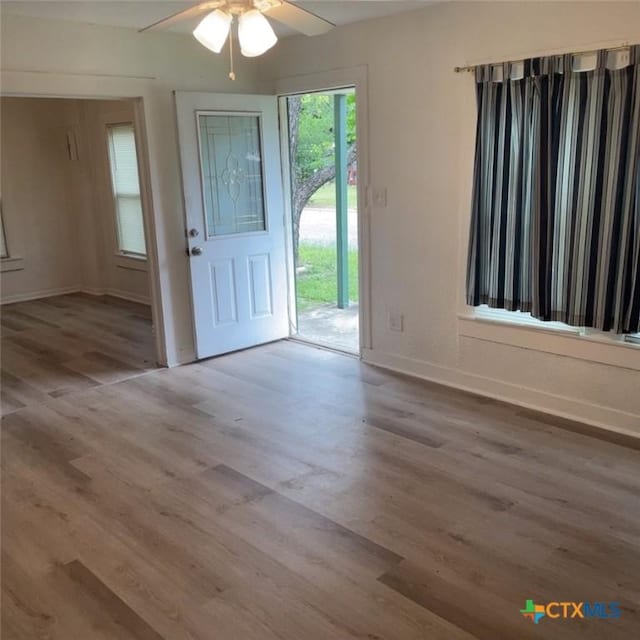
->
<box><xmin>285</xmin><ymin>88</ymin><xmax>360</xmax><ymax>354</ymax></box>
<box><xmin>0</xmin><ymin>96</ymin><xmax>159</xmax><ymax>404</ymax></box>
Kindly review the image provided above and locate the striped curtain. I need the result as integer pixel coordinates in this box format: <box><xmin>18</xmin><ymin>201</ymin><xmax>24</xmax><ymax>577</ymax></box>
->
<box><xmin>467</xmin><ymin>46</ymin><xmax>640</xmax><ymax>334</ymax></box>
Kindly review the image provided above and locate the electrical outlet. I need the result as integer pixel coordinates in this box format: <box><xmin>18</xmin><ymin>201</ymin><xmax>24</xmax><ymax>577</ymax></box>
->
<box><xmin>389</xmin><ymin>312</ymin><xmax>404</xmax><ymax>332</ymax></box>
<box><xmin>373</xmin><ymin>187</ymin><xmax>387</xmax><ymax>207</ymax></box>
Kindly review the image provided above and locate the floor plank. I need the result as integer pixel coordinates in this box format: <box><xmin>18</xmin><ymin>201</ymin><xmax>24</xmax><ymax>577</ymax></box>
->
<box><xmin>1</xmin><ymin>294</ymin><xmax>156</xmax><ymax>415</ymax></box>
<box><xmin>2</xmin><ymin>296</ymin><xmax>639</xmax><ymax>639</ymax></box>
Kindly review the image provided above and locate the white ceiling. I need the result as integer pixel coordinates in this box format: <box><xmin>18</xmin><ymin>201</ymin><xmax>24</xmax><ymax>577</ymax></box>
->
<box><xmin>1</xmin><ymin>1</ymin><xmax>436</xmax><ymax>36</ymax></box>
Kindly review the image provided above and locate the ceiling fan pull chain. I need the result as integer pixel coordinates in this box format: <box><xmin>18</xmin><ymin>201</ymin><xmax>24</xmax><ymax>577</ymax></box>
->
<box><xmin>228</xmin><ymin>18</ymin><xmax>236</xmax><ymax>81</ymax></box>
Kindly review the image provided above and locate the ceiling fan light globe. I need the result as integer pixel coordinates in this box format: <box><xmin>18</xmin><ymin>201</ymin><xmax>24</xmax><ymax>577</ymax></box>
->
<box><xmin>238</xmin><ymin>9</ymin><xmax>277</xmax><ymax>57</ymax></box>
<box><xmin>193</xmin><ymin>9</ymin><xmax>232</xmax><ymax>54</ymax></box>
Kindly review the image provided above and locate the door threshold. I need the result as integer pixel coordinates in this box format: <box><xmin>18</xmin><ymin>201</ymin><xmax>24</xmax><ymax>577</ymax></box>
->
<box><xmin>287</xmin><ymin>336</ymin><xmax>360</xmax><ymax>359</ymax></box>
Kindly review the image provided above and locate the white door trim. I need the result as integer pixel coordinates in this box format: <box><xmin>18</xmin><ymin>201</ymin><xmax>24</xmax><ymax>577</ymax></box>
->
<box><xmin>0</xmin><ymin>78</ymin><xmax>167</xmax><ymax>365</ymax></box>
<box><xmin>275</xmin><ymin>65</ymin><xmax>372</xmax><ymax>353</ymax></box>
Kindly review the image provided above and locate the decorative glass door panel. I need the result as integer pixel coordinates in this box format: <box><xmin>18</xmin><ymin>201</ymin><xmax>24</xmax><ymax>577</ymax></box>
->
<box><xmin>197</xmin><ymin>113</ymin><xmax>266</xmax><ymax>237</ymax></box>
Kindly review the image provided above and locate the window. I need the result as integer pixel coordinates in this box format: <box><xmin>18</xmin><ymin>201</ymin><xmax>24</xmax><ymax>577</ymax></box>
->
<box><xmin>107</xmin><ymin>124</ymin><xmax>146</xmax><ymax>257</ymax></box>
<box><xmin>197</xmin><ymin>114</ymin><xmax>266</xmax><ymax>237</ymax></box>
<box><xmin>467</xmin><ymin>47</ymin><xmax>640</xmax><ymax>338</ymax></box>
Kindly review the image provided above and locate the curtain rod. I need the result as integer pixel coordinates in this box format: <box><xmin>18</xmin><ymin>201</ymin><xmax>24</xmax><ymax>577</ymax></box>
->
<box><xmin>454</xmin><ymin>42</ymin><xmax>633</xmax><ymax>73</ymax></box>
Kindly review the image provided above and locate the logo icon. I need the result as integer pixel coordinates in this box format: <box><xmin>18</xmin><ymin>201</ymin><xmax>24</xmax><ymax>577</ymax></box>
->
<box><xmin>521</xmin><ymin>600</ymin><xmax>546</xmax><ymax>624</ymax></box>
<box><xmin>520</xmin><ymin>600</ymin><xmax>621</xmax><ymax>624</ymax></box>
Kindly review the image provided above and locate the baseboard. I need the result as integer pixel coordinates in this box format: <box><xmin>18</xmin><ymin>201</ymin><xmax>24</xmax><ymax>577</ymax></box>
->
<box><xmin>1</xmin><ymin>286</ymin><xmax>150</xmax><ymax>306</ymax></box>
<box><xmin>82</xmin><ymin>287</ymin><xmax>151</xmax><ymax>306</ymax></box>
<box><xmin>1</xmin><ymin>285</ymin><xmax>81</xmax><ymax>305</ymax></box>
<box><xmin>361</xmin><ymin>347</ymin><xmax>640</xmax><ymax>439</ymax></box>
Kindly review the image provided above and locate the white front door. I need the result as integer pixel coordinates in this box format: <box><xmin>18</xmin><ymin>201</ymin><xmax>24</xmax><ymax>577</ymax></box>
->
<box><xmin>175</xmin><ymin>92</ymin><xmax>289</xmax><ymax>359</ymax></box>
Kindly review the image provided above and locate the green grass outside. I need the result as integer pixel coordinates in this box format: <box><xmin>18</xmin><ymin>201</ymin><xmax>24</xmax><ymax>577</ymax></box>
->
<box><xmin>296</xmin><ymin>243</ymin><xmax>359</xmax><ymax>311</ymax></box>
<box><xmin>308</xmin><ymin>183</ymin><xmax>358</xmax><ymax>208</ymax></box>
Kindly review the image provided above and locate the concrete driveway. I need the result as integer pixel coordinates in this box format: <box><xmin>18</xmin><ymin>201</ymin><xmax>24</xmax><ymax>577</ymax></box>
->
<box><xmin>299</xmin><ymin>207</ymin><xmax>358</xmax><ymax>249</ymax></box>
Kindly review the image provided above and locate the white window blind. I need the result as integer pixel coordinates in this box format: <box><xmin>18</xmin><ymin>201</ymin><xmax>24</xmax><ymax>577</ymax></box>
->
<box><xmin>107</xmin><ymin>124</ymin><xmax>146</xmax><ymax>256</ymax></box>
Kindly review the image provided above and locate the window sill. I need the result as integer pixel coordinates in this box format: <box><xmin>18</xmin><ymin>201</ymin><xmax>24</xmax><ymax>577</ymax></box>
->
<box><xmin>114</xmin><ymin>254</ymin><xmax>147</xmax><ymax>272</ymax></box>
<box><xmin>458</xmin><ymin>312</ymin><xmax>640</xmax><ymax>372</ymax></box>
<box><xmin>1</xmin><ymin>257</ymin><xmax>25</xmax><ymax>273</ymax></box>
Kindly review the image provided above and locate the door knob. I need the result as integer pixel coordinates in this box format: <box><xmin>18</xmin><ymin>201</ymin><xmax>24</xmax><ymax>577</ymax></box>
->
<box><xmin>188</xmin><ymin>228</ymin><xmax>199</xmax><ymax>237</ymax></box>
<box><xmin>191</xmin><ymin>246</ymin><xmax>203</xmax><ymax>256</ymax></box>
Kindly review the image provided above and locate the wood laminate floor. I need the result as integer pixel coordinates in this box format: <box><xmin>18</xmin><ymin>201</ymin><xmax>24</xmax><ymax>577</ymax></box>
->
<box><xmin>2</xmin><ymin>295</ymin><xmax>639</xmax><ymax>639</ymax></box>
<box><xmin>1</xmin><ymin>294</ymin><xmax>156</xmax><ymax>415</ymax></box>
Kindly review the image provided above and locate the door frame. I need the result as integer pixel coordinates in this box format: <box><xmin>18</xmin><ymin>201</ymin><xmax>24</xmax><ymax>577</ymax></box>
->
<box><xmin>275</xmin><ymin>66</ymin><xmax>372</xmax><ymax>353</ymax></box>
<box><xmin>0</xmin><ymin>86</ymin><xmax>166</xmax><ymax>366</ymax></box>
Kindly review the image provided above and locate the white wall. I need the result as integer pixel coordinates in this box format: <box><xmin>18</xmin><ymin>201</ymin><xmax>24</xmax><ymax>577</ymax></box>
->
<box><xmin>259</xmin><ymin>1</ymin><xmax>640</xmax><ymax>434</ymax></box>
<box><xmin>1</xmin><ymin>13</ymin><xmax>262</xmax><ymax>365</ymax></box>
<box><xmin>1</xmin><ymin>97</ymin><xmax>80</xmax><ymax>301</ymax></box>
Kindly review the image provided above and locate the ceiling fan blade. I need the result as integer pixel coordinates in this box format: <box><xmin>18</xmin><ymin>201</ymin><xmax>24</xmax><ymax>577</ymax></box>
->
<box><xmin>139</xmin><ymin>1</ymin><xmax>224</xmax><ymax>33</ymax></box>
<box><xmin>265</xmin><ymin>1</ymin><xmax>334</xmax><ymax>36</ymax></box>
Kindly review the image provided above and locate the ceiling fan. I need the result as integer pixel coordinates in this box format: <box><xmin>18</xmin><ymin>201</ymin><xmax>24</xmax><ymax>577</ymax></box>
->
<box><xmin>140</xmin><ymin>1</ymin><xmax>334</xmax><ymax>79</ymax></box>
